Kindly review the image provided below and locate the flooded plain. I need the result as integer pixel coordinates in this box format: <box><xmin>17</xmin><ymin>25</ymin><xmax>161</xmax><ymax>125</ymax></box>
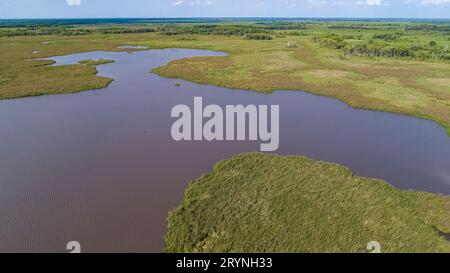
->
<box><xmin>1</xmin><ymin>48</ymin><xmax>450</xmax><ymax>252</ymax></box>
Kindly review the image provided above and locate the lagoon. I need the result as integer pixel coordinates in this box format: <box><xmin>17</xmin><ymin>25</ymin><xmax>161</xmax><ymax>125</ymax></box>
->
<box><xmin>0</xmin><ymin>48</ymin><xmax>450</xmax><ymax>252</ymax></box>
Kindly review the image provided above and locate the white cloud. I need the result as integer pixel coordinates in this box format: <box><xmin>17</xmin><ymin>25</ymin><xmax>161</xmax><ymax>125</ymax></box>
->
<box><xmin>172</xmin><ymin>0</ymin><xmax>184</xmax><ymax>6</ymax></box>
<box><xmin>356</xmin><ymin>0</ymin><xmax>382</xmax><ymax>5</ymax></box>
<box><xmin>66</xmin><ymin>0</ymin><xmax>81</xmax><ymax>6</ymax></box>
<box><xmin>305</xmin><ymin>0</ymin><xmax>355</xmax><ymax>6</ymax></box>
<box><xmin>420</xmin><ymin>0</ymin><xmax>450</xmax><ymax>4</ymax></box>
<box><xmin>303</xmin><ymin>0</ymin><xmax>449</xmax><ymax>6</ymax></box>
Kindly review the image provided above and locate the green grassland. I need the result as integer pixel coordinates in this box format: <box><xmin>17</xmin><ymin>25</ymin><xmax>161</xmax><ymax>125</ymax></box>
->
<box><xmin>0</xmin><ymin>34</ymin><xmax>146</xmax><ymax>99</ymax></box>
<box><xmin>165</xmin><ymin>153</ymin><xmax>450</xmax><ymax>253</ymax></box>
<box><xmin>78</xmin><ymin>59</ymin><xmax>115</xmax><ymax>66</ymax></box>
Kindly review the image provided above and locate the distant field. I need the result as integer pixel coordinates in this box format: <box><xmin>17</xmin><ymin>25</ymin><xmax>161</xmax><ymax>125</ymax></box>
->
<box><xmin>1</xmin><ymin>20</ymin><xmax>450</xmax><ymax>134</ymax></box>
<box><xmin>165</xmin><ymin>153</ymin><xmax>450</xmax><ymax>253</ymax></box>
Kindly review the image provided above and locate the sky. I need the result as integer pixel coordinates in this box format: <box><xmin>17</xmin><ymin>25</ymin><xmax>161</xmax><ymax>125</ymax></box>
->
<box><xmin>0</xmin><ymin>0</ymin><xmax>449</xmax><ymax>19</ymax></box>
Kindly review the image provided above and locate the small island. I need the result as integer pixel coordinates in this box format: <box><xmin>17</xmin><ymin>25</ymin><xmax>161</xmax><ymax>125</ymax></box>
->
<box><xmin>166</xmin><ymin>153</ymin><xmax>450</xmax><ymax>253</ymax></box>
<box><xmin>79</xmin><ymin>59</ymin><xmax>115</xmax><ymax>66</ymax></box>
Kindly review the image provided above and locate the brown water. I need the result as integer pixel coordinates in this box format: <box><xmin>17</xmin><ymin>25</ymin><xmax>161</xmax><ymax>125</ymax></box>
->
<box><xmin>1</xmin><ymin>49</ymin><xmax>450</xmax><ymax>252</ymax></box>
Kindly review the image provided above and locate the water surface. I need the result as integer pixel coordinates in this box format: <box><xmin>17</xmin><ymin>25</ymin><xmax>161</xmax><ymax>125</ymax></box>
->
<box><xmin>1</xmin><ymin>49</ymin><xmax>450</xmax><ymax>252</ymax></box>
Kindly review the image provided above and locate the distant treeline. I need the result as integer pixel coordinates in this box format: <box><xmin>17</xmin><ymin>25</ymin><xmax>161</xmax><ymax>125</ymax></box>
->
<box><xmin>328</xmin><ymin>25</ymin><xmax>378</xmax><ymax>30</ymax></box>
<box><xmin>98</xmin><ymin>28</ymin><xmax>157</xmax><ymax>34</ymax></box>
<box><xmin>245</xmin><ymin>34</ymin><xmax>273</xmax><ymax>40</ymax></box>
<box><xmin>254</xmin><ymin>22</ymin><xmax>307</xmax><ymax>30</ymax></box>
<box><xmin>314</xmin><ymin>33</ymin><xmax>450</xmax><ymax>62</ymax></box>
<box><xmin>145</xmin><ymin>24</ymin><xmax>303</xmax><ymax>37</ymax></box>
<box><xmin>404</xmin><ymin>24</ymin><xmax>450</xmax><ymax>32</ymax></box>
<box><xmin>157</xmin><ymin>24</ymin><xmax>272</xmax><ymax>36</ymax></box>
<box><xmin>0</xmin><ymin>24</ymin><xmax>275</xmax><ymax>38</ymax></box>
<box><xmin>0</xmin><ymin>26</ymin><xmax>157</xmax><ymax>37</ymax></box>
<box><xmin>0</xmin><ymin>22</ymin><xmax>308</xmax><ymax>38</ymax></box>
<box><xmin>328</xmin><ymin>23</ymin><xmax>450</xmax><ymax>33</ymax></box>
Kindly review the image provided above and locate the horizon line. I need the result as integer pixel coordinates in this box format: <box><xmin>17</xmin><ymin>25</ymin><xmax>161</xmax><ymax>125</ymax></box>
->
<box><xmin>1</xmin><ymin>16</ymin><xmax>450</xmax><ymax>20</ymax></box>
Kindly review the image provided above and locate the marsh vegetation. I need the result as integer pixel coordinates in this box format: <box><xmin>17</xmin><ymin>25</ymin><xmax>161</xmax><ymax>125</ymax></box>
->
<box><xmin>166</xmin><ymin>153</ymin><xmax>450</xmax><ymax>253</ymax></box>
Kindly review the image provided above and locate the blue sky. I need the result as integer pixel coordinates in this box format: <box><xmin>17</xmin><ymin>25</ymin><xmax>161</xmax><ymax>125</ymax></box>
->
<box><xmin>0</xmin><ymin>0</ymin><xmax>449</xmax><ymax>19</ymax></box>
